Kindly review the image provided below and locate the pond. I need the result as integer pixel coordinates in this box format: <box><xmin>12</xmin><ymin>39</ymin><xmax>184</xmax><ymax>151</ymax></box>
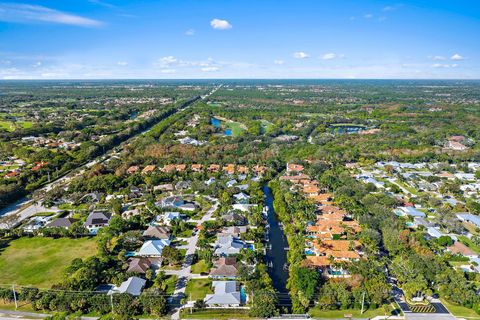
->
<box><xmin>211</xmin><ymin>117</ymin><xmax>233</xmax><ymax>136</ymax></box>
<box><xmin>210</xmin><ymin>117</ymin><xmax>222</xmax><ymax>128</ymax></box>
<box><xmin>263</xmin><ymin>183</ymin><xmax>292</xmax><ymax>309</ymax></box>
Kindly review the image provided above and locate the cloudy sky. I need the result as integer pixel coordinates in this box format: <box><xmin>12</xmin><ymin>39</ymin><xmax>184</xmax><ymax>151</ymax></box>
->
<box><xmin>0</xmin><ymin>0</ymin><xmax>479</xmax><ymax>79</ymax></box>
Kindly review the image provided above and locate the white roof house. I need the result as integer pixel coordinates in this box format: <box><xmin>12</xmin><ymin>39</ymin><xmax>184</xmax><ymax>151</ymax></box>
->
<box><xmin>137</xmin><ymin>239</ymin><xmax>171</xmax><ymax>257</ymax></box>
<box><xmin>204</xmin><ymin>281</ymin><xmax>242</xmax><ymax>307</ymax></box>
<box><xmin>214</xmin><ymin>235</ymin><xmax>246</xmax><ymax>256</ymax></box>
<box><xmin>395</xmin><ymin>206</ymin><xmax>426</xmax><ymax>218</ymax></box>
<box><xmin>108</xmin><ymin>276</ymin><xmax>146</xmax><ymax>296</ymax></box>
<box><xmin>427</xmin><ymin>227</ymin><xmax>443</xmax><ymax>239</ymax></box>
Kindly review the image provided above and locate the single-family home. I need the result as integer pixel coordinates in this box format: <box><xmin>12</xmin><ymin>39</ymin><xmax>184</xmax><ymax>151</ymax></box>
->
<box><xmin>395</xmin><ymin>206</ymin><xmax>426</xmax><ymax>218</ymax></box>
<box><xmin>214</xmin><ymin>235</ymin><xmax>246</xmax><ymax>256</ymax></box>
<box><xmin>233</xmin><ymin>192</ymin><xmax>250</xmax><ymax>204</ymax></box>
<box><xmin>204</xmin><ymin>281</ymin><xmax>243</xmax><ymax>307</ymax></box>
<box><xmin>143</xmin><ymin>226</ymin><xmax>171</xmax><ymax>239</ymax></box>
<box><xmin>84</xmin><ymin>211</ymin><xmax>112</xmax><ymax>234</ymax></box>
<box><xmin>141</xmin><ymin>165</ymin><xmax>156</xmax><ymax>175</ymax></box>
<box><xmin>46</xmin><ymin>217</ymin><xmax>77</xmax><ymax>229</ymax></box>
<box><xmin>209</xmin><ymin>258</ymin><xmax>239</xmax><ymax>279</ymax></box>
<box><xmin>127</xmin><ymin>257</ymin><xmax>161</xmax><ymax>274</ymax></box>
<box><xmin>108</xmin><ymin>277</ymin><xmax>146</xmax><ymax>296</ymax></box>
<box><xmin>127</xmin><ymin>166</ymin><xmax>140</xmax><ymax>175</ymax></box>
<box><xmin>137</xmin><ymin>239</ymin><xmax>171</xmax><ymax>257</ymax></box>
<box><xmin>447</xmin><ymin>241</ymin><xmax>478</xmax><ymax>258</ymax></box>
<box><xmin>286</xmin><ymin>163</ymin><xmax>304</xmax><ymax>174</ymax></box>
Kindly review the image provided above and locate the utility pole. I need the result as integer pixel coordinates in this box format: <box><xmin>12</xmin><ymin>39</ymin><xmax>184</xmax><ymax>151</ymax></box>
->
<box><xmin>12</xmin><ymin>284</ymin><xmax>18</xmax><ymax>310</ymax></box>
<box><xmin>110</xmin><ymin>294</ymin><xmax>114</xmax><ymax>314</ymax></box>
<box><xmin>361</xmin><ymin>292</ymin><xmax>365</xmax><ymax>314</ymax></box>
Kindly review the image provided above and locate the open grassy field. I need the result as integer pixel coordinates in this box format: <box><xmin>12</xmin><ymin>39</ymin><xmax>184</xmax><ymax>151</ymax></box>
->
<box><xmin>185</xmin><ymin>278</ymin><xmax>212</xmax><ymax>300</ymax></box>
<box><xmin>0</xmin><ymin>237</ymin><xmax>97</xmax><ymax>288</ymax></box>
<box><xmin>308</xmin><ymin>304</ymin><xmax>396</xmax><ymax>319</ymax></box>
<box><xmin>225</xmin><ymin>121</ymin><xmax>247</xmax><ymax>136</ymax></box>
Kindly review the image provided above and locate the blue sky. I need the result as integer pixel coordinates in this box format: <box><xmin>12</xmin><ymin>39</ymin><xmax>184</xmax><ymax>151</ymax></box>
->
<box><xmin>0</xmin><ymin>0</ymin><xmax>479</xmax><ymax>79</ymax></box>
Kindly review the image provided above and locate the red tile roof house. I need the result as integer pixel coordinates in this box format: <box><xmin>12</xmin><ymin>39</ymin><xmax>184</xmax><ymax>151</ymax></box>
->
<box><xmin>126</xmin><ymin>257</ymin><xmax>162</xmax><ymax>274</ymax></box>
<box><xmin>127</xmin><ymin>165</ymin><xmax>140</xmax><ymax>174</ymax></box>
<box><xmin>286</xmin><ymin>163</ymin><xmax>305</xmax><ymax>174</ymax></box>
<box><xmin>209</xmin><ymin>257</ymin><xmax>239</xmax><ymax>279</ymax></box>
<box><xmin>141</xmin><ymin>165</ymin><xmax>156</xmax><ymax>175</ymax></box>
<box><xmin>447</xmin><ymin>241</ymin><xmax>478</xmax><ymax>258</ymax></box>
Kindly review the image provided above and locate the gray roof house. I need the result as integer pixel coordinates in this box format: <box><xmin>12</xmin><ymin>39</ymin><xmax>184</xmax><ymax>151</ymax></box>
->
<box><xmin>46</xmin><ymin>217</ymin><xmax>77</xmax><ymax>229</ymax></box>
<box><xmin>143</xmin><ymin>226</ymin><xmax>171</xmax><ymax>239</ymax></box>
<box><xmin>84</xmin><ymin>211</ymin><xmax>112</xmax><ymax>234</ymax></box>
<box><xmin>204</xmin><ymin>281</ymin><xmax>242</xmax><ymax>307</ymax></box>
<box><xmin>214</xmin><ymin>235</ymin><xmax>246</xmax><ymax>256</ymax></box>
<box><xmin>108</xmin><ymin>276</ymin><xmax>146</xmax><ymax>296</ymax></box>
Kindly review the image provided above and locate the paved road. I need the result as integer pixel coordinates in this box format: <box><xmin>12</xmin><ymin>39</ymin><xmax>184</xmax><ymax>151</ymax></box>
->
<box><xmin>169</xmin><ymin>197</ymin><xmax>219</xmax><ymax>319</ymax></box>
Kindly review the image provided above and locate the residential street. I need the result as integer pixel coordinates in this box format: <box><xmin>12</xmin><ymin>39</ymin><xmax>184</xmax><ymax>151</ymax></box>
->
<box><xmin>169</xmin><ymin>196</ymin><xmax>218</xmax><ymax>319</ymax></box>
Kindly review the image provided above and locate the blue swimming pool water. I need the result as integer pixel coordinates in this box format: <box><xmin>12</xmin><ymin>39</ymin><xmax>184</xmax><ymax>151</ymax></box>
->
<box><xmin>211</xmin><ymin>117</ymin><xmax>221</xmax><ymax>128</ymax></box>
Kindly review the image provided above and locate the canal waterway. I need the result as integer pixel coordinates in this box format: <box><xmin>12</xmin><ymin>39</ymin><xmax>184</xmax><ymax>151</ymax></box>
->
<box><xmin>263</xmin><ymin>183</ymin><xmax>292</xmax><ymax>309</ymax></box>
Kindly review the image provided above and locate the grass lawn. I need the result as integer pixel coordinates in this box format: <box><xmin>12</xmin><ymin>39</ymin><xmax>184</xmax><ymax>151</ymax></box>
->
<box><xmin>191</xmin><ymin>259</ymin><xmax>210</xmax><ymax>274</ymax></box>
<box><xmin>441</xmin><ymin>299</ymin><xmax>479</xmax><ymax>318</ymax></box>
<box><xmin>163</xmin><ymin>275</ymin><xmax>178</xmax><ymax>295</ymax></box>
<box><xmin>0</xmin><ymin>301</ymin><xmax>38</xmax><ymax>313</ymax></box>
<box><xmin>185</xmin><ymin>279</ymin><xmax>213</xmax><ymax>300</ymax></box>
<box><xmin>181</xmin><ymin>309</ymin><xmax>251</xmax><ymax>319</ymax></box>
<box><xmin>0</xmin><ymin>121</ymin><xmax>14</xmax><ymax>132</ymax></box>
<box><xmin>225</xmin><ymin>121</ymin><xmax>246</xmax><ymax>136</ymax></box>
<box><xmin>0</xmin><ymin>237</ymin><xmax>97</xmax><ymax>288</ymax></box>
<box><xmin>458</xmin><ymin>236</ymin><xmax>480</xmax><ymax>254</ymax></box>
<box><xmin>308</xmin><ymin>305</ymin><xmax>395</xmax><ymax>319</ymax></box>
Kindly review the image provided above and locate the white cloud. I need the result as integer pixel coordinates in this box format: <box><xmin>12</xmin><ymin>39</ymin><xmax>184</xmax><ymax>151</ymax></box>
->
<box><xmin>154</xmin><ymin>56</ymin><xmax>178</xmax><ymax>68</ymax></box>
<box><xmin>431</xmin><ymin>55</ymin><xmax>446</xmax><ymax>60</ymax></box>
<box><xmin>33</xmin><ymin>61</ymin><xmax>42</xmax><ymax>67</ymax></box>
<box><xmin>321</xmin><ymin>52</ymin><xmax>343</xmax><ymax>60</ymax></box>
<box><xmin>364</xmin><ymin>13</ymin><xmax>373</xmax><ymax>19</ymax></box>
<box><xmin>293</xmin><ymin>51</ymin><xmax>309</xmax><ymax>59</ymax></box>
<box><xmin>432</xmin><ymin>63</ymin><xmax>458</xmax><ymax>68</ymax></box>
<box><xmin>383</xmin><ymin>6</ymin><xmax>393</xmax><ymax>12</ymax></box>
<box><xmin>117</xmin><ymin>61</ymin><xmax>128</xmax><ymax>66</ymax></box>
<box><xmin>201</xmin><ymin>66</ymin><xmax>219</xmax><ymax>72</ymax></box>
<box><xmin>274</xmin><ymin>60</ymin><xmax>285</xmax><ymax>65</ymax></box>
<box><xmin>451</xmin><ymin>53</ymin><xmax>464</xmax><ymax>61</ymax></box>
<box><xmin>210</xmin><ymin>18</ymin><xmax>232</xmax><ymax>30</ymax></box>
<box><xmin>185</xmin><ymin>29</ymin><xmax>195</xmax><ymax>36</ymax></box>
<box><xmin>160</xmin><ymin>69</ymin><xmax>176</xmax><ymax>74</ymax></box>
<box><xmin>0</xmin><ymin>3</ymin><xmax>103</xmax><ymax>27</ymax></box>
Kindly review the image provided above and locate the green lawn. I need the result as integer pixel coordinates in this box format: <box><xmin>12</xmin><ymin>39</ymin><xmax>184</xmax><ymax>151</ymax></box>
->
<box><xmin>163</xmin><ymin>275</ymin><xmax>178</xmax><ymax>295</ymax></box>
<box><xmin>185</xmin><ymin>279</ymin><xmax>213</xmax><ymax>300</ymax></box>
<box><xmin>0</xmin><ymin>237</ymin><xmax>97</xmax><ymax>288</ymax></box>
<box><xmin>181</xmin><ymin>309</ymin><xmax>251</xmax><ymax>319</ymax></box>
<box><xmin>0</xmin><ymin>121</ymin><xmax>14</xmax><ymax>132</ymax></box>
<box><xmin>225</xmin><ymin>121</ymin><xmax>246</xmax><ymax>136</ymax></box>
<box><xmin>441</xmin><ymin>299</ymin><xmax>480</xmax><ymax>318</ymax></box>
<box><xmin>308</xmin><ymin>305</ymin><xmax>395</xmax><ymax>319</ymax></box>
<box><xmin>191</xmin><ymin>259</ymin><xmax>210</xmax><ymax>274</ymax></box>
<box><xmin>458</xmin><ymin>236</ymin><xmax>480</xmax><ymax>254</ymax></box>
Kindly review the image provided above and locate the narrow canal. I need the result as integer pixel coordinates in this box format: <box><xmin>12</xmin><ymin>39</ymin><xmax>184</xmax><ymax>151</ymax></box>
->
<box><xmin>263</xmin><ymin>183</ymin><xmax>292</xmax><ymax>310</ymax></box>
